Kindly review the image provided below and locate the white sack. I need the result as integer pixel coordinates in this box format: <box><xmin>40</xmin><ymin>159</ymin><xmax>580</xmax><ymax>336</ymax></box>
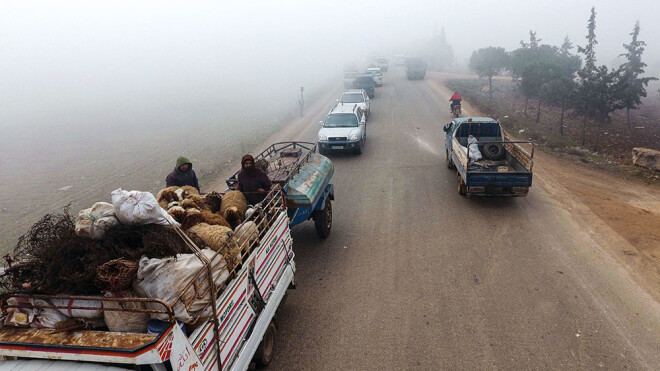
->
<box><xmin>134</xmin><ymin>248</ymin><xmax>229</xmax><ymax>323</ymax></box>
<box><xmin>111</xmin><ymin>189</ymin><xmax>179</xmax><ymax>226</ymax></box>
<box><xmin>467</xmin><ymin>135</ymin><xmax>482</xmax><ymax>162</ymax></box>
<box><xmin>103</xmin><ymin>291</ymin><xmax>149</xmax><ymax>333</ymax></box>
<box><xmin>51</xmin><ymin>298</ymin><xmax>103</xmax><ymax>319</ymax></box>
<box><xmin>75</xmin><ymin>202</ymin><xmax>120</xmax><ymax>240</ymax></box>
<box><xmin>30</xmin><ymin>299</ymin><xmax>69</xmax><ymax>329</ymax></box>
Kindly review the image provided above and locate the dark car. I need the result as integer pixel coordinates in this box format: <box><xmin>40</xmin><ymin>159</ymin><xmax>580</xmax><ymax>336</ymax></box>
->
<box><xmin>353</xmin><ymin>75</ymin><xmax>375</xmax><ymax>98</ymax></box>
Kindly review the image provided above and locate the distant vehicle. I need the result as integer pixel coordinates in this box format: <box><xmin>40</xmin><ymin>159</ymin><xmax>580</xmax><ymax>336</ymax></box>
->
<box><xmin>374</xmin><ymin>56</ymin><xmax>389</xmax><ymax>72</ymax></box>
<box><xmin>344</xmin><ymin>71</ymin><xmax>357</xmax><ymax>89</ymax></box>
<box><xmin>394</xmin><ymin>55</ymin><xmax>406</xmax><ymax>66</ymax></box>
<box><xmin>339</xmin><ymin>89</ymin><xmax>371</xmax><ymax>118</ymax></box>
<box><xmin>317</xmin><ymin>103</ymin><xmax>367</xmax><ymax>155</ymax></box>
<box><xmin>405</xmin><ymin>57</ymin><xmax>427</xmax><ymax>80</ymax></box>
<box><xmin>443</xmin><ymin>117</ymin><xmax>534</xmax><ymax>197</ymax></box>
<box><xmin>352</xmin><ymin>74</ymin><xmax>376</xmax><ymax>98</ymax></box>
<box><xmin>366</xmin><ymin>67</ymin><xmax>383</xmax><ymax>86</ymax></box>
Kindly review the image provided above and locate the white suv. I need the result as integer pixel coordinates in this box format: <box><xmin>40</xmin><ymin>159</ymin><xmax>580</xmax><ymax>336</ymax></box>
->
<box><xmin>317</xmin><ymin>104</ymin><xmax>367</xmax><ymax>155</ymax></box>
<box><xmin>366</xmin><ymin>68</ymin><xmax>382</xmax><ymax>86</ymax></box>
<box><xmin>339</xmin><ymin>89</ymin><xmax>370</xmax><ymax>119</ymax></box>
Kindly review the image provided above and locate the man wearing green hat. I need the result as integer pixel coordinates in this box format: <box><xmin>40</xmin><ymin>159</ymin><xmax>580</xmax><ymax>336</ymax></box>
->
<box><xmin>165</xmin><ymin>156</ymin><xmax>200</xmax><ymax>192</ymax></box>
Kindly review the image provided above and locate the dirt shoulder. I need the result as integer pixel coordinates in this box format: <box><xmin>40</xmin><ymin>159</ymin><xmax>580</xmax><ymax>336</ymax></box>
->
<box><xmin>427</xmin><ymin>73</ymin><xmax>660</xmax><ymax>298</ymax></box>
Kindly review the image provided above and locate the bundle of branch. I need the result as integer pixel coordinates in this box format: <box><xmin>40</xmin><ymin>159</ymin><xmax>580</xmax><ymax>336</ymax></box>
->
<box><xmin>100</xmin><ymin>224</ymin><xmax>190</xmax><ymax>260</ymax></box>
<box><xmin>0</xmin><ymin>209</ymin><xmax>110</xmax><ymax>295</ymax></box>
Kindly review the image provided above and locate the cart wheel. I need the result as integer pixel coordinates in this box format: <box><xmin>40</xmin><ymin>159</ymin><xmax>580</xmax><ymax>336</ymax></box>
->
<box><xmin>255</xmin><ymin>321</ymin><xmax>276</xmax><ymax>367</ymax></box>
<box><xmin>446</xmin><ymin>150</ymin><xmax>455</xmax><ymax>169</ymax></box>
<box><xmin>314</xmin><ymin>200</ymin><xmax>332</xmax><ymax>238</ymax></box>
<box><xmin>457</xmin><ymin>173</ymin><xmax>467</xmax><ymax>196</ymax></box>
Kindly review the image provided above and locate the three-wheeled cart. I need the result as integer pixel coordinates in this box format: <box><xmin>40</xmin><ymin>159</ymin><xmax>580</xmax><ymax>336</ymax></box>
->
<box><xmin>226</xmin><ymin>141</ymin><xmax>335</xmax><ymax>238</ymax></box>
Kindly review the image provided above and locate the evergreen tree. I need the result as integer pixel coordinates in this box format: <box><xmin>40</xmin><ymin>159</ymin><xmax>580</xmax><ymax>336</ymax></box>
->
<box><xmin>576</xmin><ymin>7</ymin><xmax>599</xmax><ymax>146</ymax></box>
<box><xmin>469</xmin><ymin>47</ymin><xmax>509</xmax><ymax>99</ymax></box>
<box><xmin>547</xmin><ymin>36</ymin><xmax>581</xmax><ymax>135</ymax></box>
<box><xmin>616</xmin><ymin>21</ymin><xmax>657</xmax><ymax>129</ymax></box>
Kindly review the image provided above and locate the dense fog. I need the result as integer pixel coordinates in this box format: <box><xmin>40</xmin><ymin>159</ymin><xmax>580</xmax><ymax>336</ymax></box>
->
<box><xmin>0</xmin><ymin>0</ymin><xmax>657</xmax><ymax>250</ymax></box>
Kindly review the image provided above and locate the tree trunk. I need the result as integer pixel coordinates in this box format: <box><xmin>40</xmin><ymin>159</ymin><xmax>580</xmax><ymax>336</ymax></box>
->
<box><xmin>488</xmin><ymin>76</ymin><xmax>493</xmax><ymax>100</ymax></box>
<box><xmin>559</xmin><ymin>94</ymin><xmax>566</xmax><ymax>136</ymax></box>
<box><xmin>593</xmin><ymin>121</ymin><xmax>601</xmax><ymax>152</ymax></box>
<box><xmin>581</xmin><ymin>115</ymin><xmax>587</xmax><ymax>147</ymax></box>
<box><xmin>627</xmin><ymin>107</ymin><xmax>631</xmax><ymax>130</ymax></box>
<box><xmin>535</xmin><ymin>98</ymin><xmax>542</xmax><ymax>123</ymax></box>
<box><xmin>524</xmin><ymin>96</ymin><xmax>529</xmax><ymax>117</ymax></box>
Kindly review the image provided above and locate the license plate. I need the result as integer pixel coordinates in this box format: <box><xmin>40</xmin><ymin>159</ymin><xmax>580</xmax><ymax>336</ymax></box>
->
<box><xmin>331</xmin><ymin>146</ymin><xmax>343</xmax><ymax>149</ymax></box>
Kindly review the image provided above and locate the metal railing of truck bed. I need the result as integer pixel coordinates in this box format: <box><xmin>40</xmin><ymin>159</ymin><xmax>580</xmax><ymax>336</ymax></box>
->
<box><xmin>0</xmin><ymin>186</ymin><xmax>287</xmax><ymax>368</ymax></box>
<box><xmin>226</xmin><ymin>141</ymin><xmax>317</xmax><ymax>189</ymax></box>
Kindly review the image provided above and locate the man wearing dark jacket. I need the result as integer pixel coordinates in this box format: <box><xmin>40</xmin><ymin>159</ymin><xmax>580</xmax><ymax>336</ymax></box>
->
<box><xmin>166</xmin><ymin>156</ymin><xmax>200</xmax><ymax>192</ymax></box>
<box><xmin>237</xmin><ymin>154</ymin><xmax>272</xmax><ymax>205</ymax></box>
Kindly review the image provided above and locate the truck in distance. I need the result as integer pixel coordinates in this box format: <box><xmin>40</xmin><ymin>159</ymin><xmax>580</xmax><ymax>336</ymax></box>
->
<box><xmin>405</xmin><ymin>57</ymin><xmax>427</xmax><ymax>80</ymax></box>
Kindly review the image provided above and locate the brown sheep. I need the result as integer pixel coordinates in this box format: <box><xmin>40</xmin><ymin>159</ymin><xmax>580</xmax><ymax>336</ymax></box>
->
<box><xmin>167</xmin><ymin>206</ymin><xmax>186</xmax><ymax>223</ymax></box>
<box><xmin>156</xmin><ymin>186</ymin><xmax>179</xmax><ymax>209</ymax></box>
<box><xmin>200</xmin><ymin>210</ymin><xmax>231</xmax><ymax>228</ymax></box>
<box><xmin>179</xmin><ymin>185</ymin><xmax>199</xmax><ymax>198</ymax></box>
<box><xmin>180</xmin><ymin>208</ymin><xmax>205</xmax><ymax>230</ymax></box>
<box><xmin>204</xmin><ymin>192</ymin><xmax>223</xmax><ymax>213</ymax></box>
<box><xmin>187</xmin><ymin>223</ymin><xmax>240</xmax><ymax>271</ymax></box>
<box><xmin>220</xmin><ymin>191</ymin><xmax>248</xmax><ymax>229</ymax></box>
<box><xmin>180</xmin><ymin>195</ymin><xmax>208</xmax><ymax>211</ymax></box>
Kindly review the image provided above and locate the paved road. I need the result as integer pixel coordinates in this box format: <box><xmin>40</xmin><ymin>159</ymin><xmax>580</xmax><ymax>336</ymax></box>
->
<box><xmin>262</xmin><ymin>68</ymin><xmax>659</xmax><ymax>370</ymax></box>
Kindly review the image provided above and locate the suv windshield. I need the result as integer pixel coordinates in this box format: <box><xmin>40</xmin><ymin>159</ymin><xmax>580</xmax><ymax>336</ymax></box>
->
<box><xmin>324</xmin><ymin>113</ymin><xmax>358</xmax><ymax>128</ymax></box>
<box><xmin>367</xmin><ymin>69</ymin><xmax>381</xmax><ymax>76</ymax></box>
<box><xmin>340</xmin><ymin>93</ymin><xmax>364</xmax><ymax>103</ymax></box>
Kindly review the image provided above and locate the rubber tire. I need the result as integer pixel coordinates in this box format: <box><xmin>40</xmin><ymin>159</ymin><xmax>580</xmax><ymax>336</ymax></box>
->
<box><xmin>355</xmin><ymin>140</ymin><xmax>364</xmax><ymax>155</ymax></box>
<box><xmin>314</xmin><ymin>200</ymin><xmax>332</xmax><ymax>238</ymax></box>
<box><xmin>446</xmin><ymin>150</ymin><xmax>455</xmax><ymax>169</ymax></box>
<box><xmin>318</xmin><ymin>147</ymin><xmax>327</xmax><ymax>156</ymax></box>
<box><xmin>482</xmin><ymin>143</ymin><xmax>505</xmax><ymax>160</ymax></box>
<box><xmin>457</xmin><ymin>173</ymin><xmax>467</xmax><ymax>196</ymax></box>
<box><xmin>255</xmin><ymin>321</ymin><xmax>276</xmax><ymax>367</ymax></box>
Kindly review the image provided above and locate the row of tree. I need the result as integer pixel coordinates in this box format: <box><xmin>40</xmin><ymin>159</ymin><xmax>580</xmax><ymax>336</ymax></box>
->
<box><xmin>468</xmin><ymin>7</ymin><xmax>656</xmax><ymax>150</ymax></box>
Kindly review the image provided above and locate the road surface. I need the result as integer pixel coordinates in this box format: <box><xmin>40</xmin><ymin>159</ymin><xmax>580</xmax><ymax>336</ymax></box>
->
<box><xmin>215</xmin><ymin>68</ymin><xmax>659</xmax><ymax>370</ymax></box>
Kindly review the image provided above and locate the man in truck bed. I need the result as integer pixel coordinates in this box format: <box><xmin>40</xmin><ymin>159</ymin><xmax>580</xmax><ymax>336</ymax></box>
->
<box><xmin>237</xmin><ymin>154</ymin><xmax>272</xmax><ymax>205</ymax></box>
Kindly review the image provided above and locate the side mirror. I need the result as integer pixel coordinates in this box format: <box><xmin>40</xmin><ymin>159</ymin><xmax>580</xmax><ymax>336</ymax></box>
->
<box><xmin>443</xmin><ymin>124</ymin><xmax>450</xmax><ymax>133</ymax></box>
<box><xmin>336</xmin><ymin>99</ymin><xmax>339</xmax><ymax>103</ymax></box>
<box><xmin>319</xmin><ymin>121</ymin><xmax>324</xmax><ymax>126</ymax></box>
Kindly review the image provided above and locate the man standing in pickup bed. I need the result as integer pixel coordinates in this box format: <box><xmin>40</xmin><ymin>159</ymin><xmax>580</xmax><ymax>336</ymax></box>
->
<box><xmin>237</xmin><ymin>154</ymin><xmax>272</xmax><ymax>205</ymax></box>
<box><xmin>165</xmin><ymin>156</ymin><xmax>200</xmax><ymax>192</ymax></box>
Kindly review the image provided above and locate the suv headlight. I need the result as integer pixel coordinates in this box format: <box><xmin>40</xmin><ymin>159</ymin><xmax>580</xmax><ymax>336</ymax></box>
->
<box><xmin>318</xmin><ymin>134</ymin><xmax>328</xmax><ymax>141</ymax></box>
<box><xmin>349</xmin><ymin>132</ymin><xmax>359</xmax><ymax>141</ymax></box>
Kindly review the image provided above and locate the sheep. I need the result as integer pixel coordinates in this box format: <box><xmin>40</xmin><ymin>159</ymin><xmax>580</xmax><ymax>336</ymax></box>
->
<box><xmin>233</xmin><ymin>221</ymin><xmax>259</xmax><ymax>250</ymax></box>
<box><xmin>203</xmin><ymin>192</ymin><xmax>223</xmax><ymax>213</ymax></box>
<box><xmin>181</xmin><ymin>195</ymin><xmax>208</xmax><ymax>211</ymax></box>
<box><xmin>167</xmin><ymin>206</ymin><xmax>186</xmax><ymax>223</ymax></box>
<box><xmin>156</xmin><ymin>186</ymin><xmax>179</xmax><ymax>209</ymax></box>
<box><xmin>220</xmin><ymin>191</ymin><xmax>248</xmax><ymax>229</ymax></box>
<box><xmin>187</xmin><ymin>223</ymin><xmax>240</xmax><ymax>270</ymax></box>
<box><xmin>200</xmin><ymin>210</ymin><xmax>230</xmax><ymax>228</ymax></box>
<box><xmin>180</xmin><ymin>208</ymin><xmax>205</xmax><ymax>230</ymax></box>
<box><xmin>179</xmin><ymin>185</ymin><xmax>199</xmax><ymax>197</ymax></box>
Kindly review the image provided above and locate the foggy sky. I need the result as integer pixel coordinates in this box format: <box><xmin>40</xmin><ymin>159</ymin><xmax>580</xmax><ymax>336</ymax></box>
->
<box><xmin>1</xmin><ymin>0</ymin><xmax>658</xmax><ymax>130</ymax></box>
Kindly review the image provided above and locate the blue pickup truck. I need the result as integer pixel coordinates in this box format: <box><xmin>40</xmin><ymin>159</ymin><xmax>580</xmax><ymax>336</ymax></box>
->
<box><xmin>443</xmin><ymin>117</ymin><xmax>534</xmax><ymax>197</ymax></box>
